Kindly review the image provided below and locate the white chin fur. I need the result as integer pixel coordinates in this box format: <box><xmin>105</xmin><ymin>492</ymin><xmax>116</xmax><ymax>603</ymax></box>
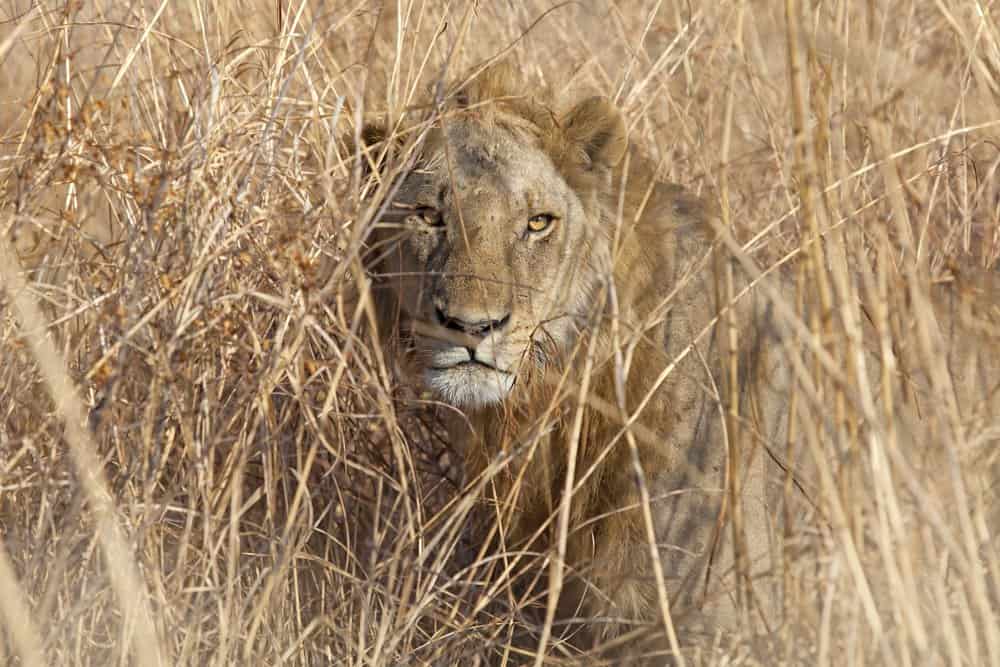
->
<box><xmin>425</xmin><ymin>365</ymin><xmax>515</xmax><ymax>408</ymax></box>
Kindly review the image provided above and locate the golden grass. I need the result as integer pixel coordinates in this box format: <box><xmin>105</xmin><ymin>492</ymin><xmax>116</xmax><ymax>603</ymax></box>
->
<box><xmin>1</xmin><ymin>0</ymin><xmax>998</xmax><ymax>664</ymax></box>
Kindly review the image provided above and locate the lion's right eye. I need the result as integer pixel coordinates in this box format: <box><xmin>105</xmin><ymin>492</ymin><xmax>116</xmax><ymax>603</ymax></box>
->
<box><xmin>416</xmin><ymin>207</ymin><xmax>444</xmax><ymax>228</ymax></box>
<box><xmin>527</xmin><ymin>213</ymin><xmax>557</xmax><ymax>233</ymax></box>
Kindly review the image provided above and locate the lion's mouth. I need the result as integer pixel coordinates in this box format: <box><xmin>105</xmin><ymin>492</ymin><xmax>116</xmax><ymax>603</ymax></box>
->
<box><xmin>423</xmin><ymin>351</ymin><xmax>517</xmax><ymax>407</ymax></box>
<box><xmin>425</xmin><ymin>342</ymin><xmax>515</xmax><ymax>374</ymax></box>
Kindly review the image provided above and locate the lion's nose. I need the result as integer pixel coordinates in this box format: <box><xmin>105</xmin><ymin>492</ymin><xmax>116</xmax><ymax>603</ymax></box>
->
<box><xmin>434</xmin><ymin>305</ymin><xmax>510</xmax><ymax>338</ymax></box>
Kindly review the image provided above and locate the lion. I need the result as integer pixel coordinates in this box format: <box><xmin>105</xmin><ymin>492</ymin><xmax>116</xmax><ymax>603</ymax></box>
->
<box><xmin>352</xmin><ymin>63</ymin><xmax>789</xmax><ymax>656</ymax></box>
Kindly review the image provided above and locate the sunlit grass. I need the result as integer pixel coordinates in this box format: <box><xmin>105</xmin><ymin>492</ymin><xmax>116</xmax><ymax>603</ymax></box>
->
<box><xmin>1</xmin><ymin>1</ymin><xmax>998</xmax><ymax>664</ymax></box>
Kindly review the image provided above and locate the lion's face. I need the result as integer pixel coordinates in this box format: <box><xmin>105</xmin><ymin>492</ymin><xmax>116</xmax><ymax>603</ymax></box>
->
<box><xmin>368</xmin><ymin>94</ymin><xmax>627</xmax><ymax>408</ymax></box>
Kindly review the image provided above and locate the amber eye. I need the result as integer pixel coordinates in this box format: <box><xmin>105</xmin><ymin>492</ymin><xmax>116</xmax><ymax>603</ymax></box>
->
<box><xmin>527</xmin><ymin>213</ymin><xmax>557</xmax><ymax>233</ymax></box>
<box><xmin>416</xmin><ymin>207</ymin><xmax>443</xmax><ymax>227</ymax></box>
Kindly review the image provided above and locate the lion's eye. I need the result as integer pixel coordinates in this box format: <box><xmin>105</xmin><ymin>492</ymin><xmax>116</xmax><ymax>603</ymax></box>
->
<box><xmin>416</xmin><ymin>207</ymin><xmax>443</xmax><ymax>227</ymax></box>
<box><xmin>527</xmin><ymin>213</ymin><xmax>557</xmax><ymax>233</ymax></box>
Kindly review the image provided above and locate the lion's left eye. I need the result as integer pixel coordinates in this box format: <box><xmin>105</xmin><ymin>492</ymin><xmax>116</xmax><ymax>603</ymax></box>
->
<box><xmin>416</xmin><ymin>207</ymin><xmax>444</xmax><ymax>227</ymax></box>
<box><xmin>527</xmin><ymin>213</ymin><xmax>557</xmax><ymax>233</ymax></box>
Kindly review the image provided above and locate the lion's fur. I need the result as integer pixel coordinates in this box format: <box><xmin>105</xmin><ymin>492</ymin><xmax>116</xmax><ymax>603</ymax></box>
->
<box><xmin>354</xmin><ymin>63</ymin><xmax>788</xmax><ymax>653</ymax></box>
<box><xmin>354</xmin><ymin>63</ymin><xmax>1000</xmax><ymax>656</ymax></box>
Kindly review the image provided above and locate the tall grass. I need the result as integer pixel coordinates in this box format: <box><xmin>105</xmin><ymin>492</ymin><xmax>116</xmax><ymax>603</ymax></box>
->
<box><xmin>1</xmin><ymin>0</ymin><xmax>998</xmax><ymax>664</ymax></box>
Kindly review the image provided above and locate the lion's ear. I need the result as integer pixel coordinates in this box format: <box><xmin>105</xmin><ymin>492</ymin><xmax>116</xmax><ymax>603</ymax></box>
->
<box><xmin>455</xmin><ymin>61</ymin><xmax>518</xmax><ymax>107</ymax></box>
<box><xmin>342</xmin><ymin>122</ymin><xmax>394</xmax><ymax>180</ymax></box>
<box><xmin>360</xmin><ymin>123</ymin><xmax>387</xmax><ymax>149</ymax></box>
<box><xmin>562</xmin><ymin>96</ymin><xmax>627</xmax><ymax>168</ymax></box>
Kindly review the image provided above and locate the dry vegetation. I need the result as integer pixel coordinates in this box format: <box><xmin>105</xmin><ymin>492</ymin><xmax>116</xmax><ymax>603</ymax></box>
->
<box><xmin>1</xmin><ymin>0</ymin><xmax>999</xmax><ymax>665</ymax></box>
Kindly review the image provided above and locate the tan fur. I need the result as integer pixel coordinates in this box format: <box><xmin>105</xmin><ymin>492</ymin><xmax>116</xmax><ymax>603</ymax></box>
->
<box><xmin>352</xmin><ymin>63</ymin><xmax>1000</xmax><ymax>662</ymax></box>
<box><xmin>355</xmin><ymin>64</ymin><xmax>785</xmax><ymax>655</ymax></box>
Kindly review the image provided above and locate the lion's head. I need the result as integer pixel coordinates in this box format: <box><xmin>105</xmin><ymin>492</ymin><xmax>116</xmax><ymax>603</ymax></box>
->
<box><xmin>361</xmin><ymin>66</ymin><xmax>628</xmax><ymax>408</ymax></box>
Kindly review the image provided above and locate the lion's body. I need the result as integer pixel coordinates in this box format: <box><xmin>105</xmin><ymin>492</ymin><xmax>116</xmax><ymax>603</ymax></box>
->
<box><xmin>359</xmin><ymin>65</ymin><xmax>786</xmax><ymax>650</ymax></box>
<box><xmin>358</xmin><ymin>69</ymin><xmax>996</xmax><ymax>656</ymax></box>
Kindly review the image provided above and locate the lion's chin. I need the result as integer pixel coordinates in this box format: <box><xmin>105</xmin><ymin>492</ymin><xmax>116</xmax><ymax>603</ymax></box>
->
<box><xmin>424</xmin><ymin>363</ymin><xmax>515</xmax><ymax>409</ymax></box>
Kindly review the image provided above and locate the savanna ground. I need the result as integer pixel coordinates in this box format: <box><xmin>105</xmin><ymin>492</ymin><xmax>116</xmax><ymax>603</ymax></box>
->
<box><xmin>1</xmin><ymin>0</ymin><xmax>999</xmax><ymax>665</ymax></box>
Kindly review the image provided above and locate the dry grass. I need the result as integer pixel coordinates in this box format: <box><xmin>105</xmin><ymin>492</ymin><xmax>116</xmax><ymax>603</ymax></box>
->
<box><xmin>1</xmin><ymin>0</ymin><xmax>999</xmax><ymax>664</ymax></box>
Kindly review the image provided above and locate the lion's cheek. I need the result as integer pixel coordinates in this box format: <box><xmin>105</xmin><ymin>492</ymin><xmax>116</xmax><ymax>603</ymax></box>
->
<box><xmin>386</xmin><ymin>239</ymin><xmax>442</xmax><ymax>318</ymax></box>
<box><xmin>476</xmin><ymin>335</ymin><xmax>527</xmax><ymax>375</ymax></box>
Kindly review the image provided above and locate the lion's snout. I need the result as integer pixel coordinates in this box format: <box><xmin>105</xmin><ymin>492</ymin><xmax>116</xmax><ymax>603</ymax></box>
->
<box><xmin>415</xmin><ymin>311</ymin><xmax>531</xmax><ymax>408</ymax></box>
<box><xmin>433</xmin><ymin>301</ymin><xmax>511</xmax><ymax>339</ymax></box>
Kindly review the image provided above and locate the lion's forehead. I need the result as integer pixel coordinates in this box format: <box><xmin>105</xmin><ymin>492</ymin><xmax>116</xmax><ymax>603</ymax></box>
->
<box><xmin>417</xmin><ymin>119</ymin><xmax>569</xmax><ymax>209</ymax></box>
